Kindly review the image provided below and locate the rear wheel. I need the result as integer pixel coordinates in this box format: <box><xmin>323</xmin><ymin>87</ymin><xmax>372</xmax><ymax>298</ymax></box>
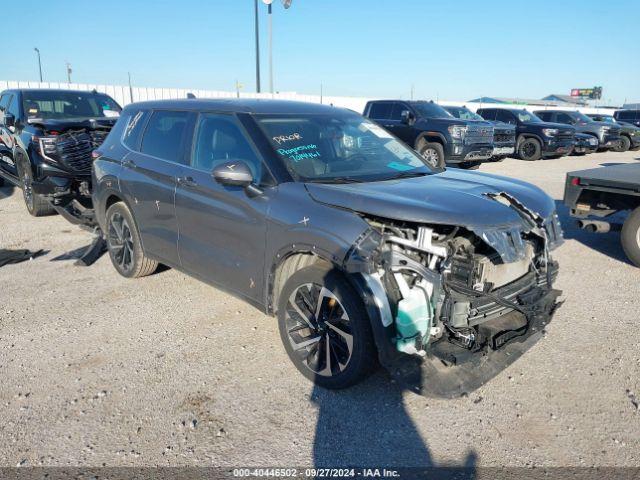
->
<box><xmin>277</xmin><ymin>265</ymin><xmax>377</xmax><ymax>389</ymax></box>
<box><xmin>17</xmin><ymin>160</ymin><xmax>56</xmax><ymax>217</ymax></box>
<box><xmin>416</xmin><ymin>140</ymin><xmax>445</xmax><ymax>168</ymax></box>
<box><xmin>621</xmin><ymin>207</ymin><xmax>640</xmax><ymax>268</ymax></box>
<box><xmin>105</xmin><ymin>202</ymin><xmax>158</xmax><ymax>278</ymax></box>
<box><xmin>518</xmin><ymin>137</ymin><xmax>542</xmax><ymax>161</ymax></box>
<box><xmin>614</xmin><ymin>136</ymin><xmax>631</xmax><ymax>153</ymax></box>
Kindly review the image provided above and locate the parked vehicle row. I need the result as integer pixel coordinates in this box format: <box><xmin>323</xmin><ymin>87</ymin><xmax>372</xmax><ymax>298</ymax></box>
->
<box><xmin>0</xmin><ymin>89</ymin><xmax>564</xmax><ymax>393</ymax></box>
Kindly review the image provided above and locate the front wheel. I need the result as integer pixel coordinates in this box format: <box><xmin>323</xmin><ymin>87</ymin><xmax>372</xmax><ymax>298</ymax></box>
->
<box><xmin>277</xmin><ymin>265</ymin><xmax>378</xmax><ymax>389</ymax></box>
<box><xmin>621</xmin><ymin>207</ymin><xmax>640</xmax><ymax>268</ymax></box>
<box><xmin>614</xmin><ymin>136</ymin><xmax>631</xmax><ymax>153</ymax></box>
<box><xmin>105</xmin><ymin>202</ymin><xmax>158</xmax><ymax>278</ymax></box>
<box><xmin>18</xmin><ymin>160</ymin><xmax>56</xmax><ymax>217</ymax></box>
<box><xmin>416</xmin><ymin>140</ymin><xmax>445</xmax><ymax>168</ymax></box>
<box><xmin>518</xmin><ymin>138</ymin><xmax>542</xmax><ymax>161</ymax></box>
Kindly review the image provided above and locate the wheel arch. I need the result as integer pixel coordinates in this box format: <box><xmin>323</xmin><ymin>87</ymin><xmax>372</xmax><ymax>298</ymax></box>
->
<box><xmin>415</xmin><ymin>131</ymin><xmax>446</xmax><ymax>149</ymax></box>
<box><xmin>516</xmin><ymin>133</ymin><xmax>543</xmax><ymax>146</ymax></box>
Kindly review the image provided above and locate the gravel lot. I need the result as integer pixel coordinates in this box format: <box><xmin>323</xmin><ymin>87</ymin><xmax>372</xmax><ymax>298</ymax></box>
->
<box><xmin>1</xmin><ymin>150</ymin><xmax>639</xmax><ymax>469</ymax></box>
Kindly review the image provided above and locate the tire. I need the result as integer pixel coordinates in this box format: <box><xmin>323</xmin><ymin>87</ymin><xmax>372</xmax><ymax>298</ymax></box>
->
<box><xmin>277</xmin><ymin>264</ymin><xmax>378</xmax><ymax>389</ymax></box>
<box><xmin>518</xmin><ymin>137</ymin><xmax>542</xmax><ymax>161</ymax></box>
<box><xmin>416</xmin><ymin>140</ymin><xmax>445</xmax><ymax>168</ymax></box>
<box><xmin>17</xmin><ymin>159</ymin><xmax>56</xmax><ymax>217</ymax></box>
<box><xmin>105</xmin><ymin>202</ymin><xmax>158</xmax><ymax>278</ymax></box>
<box><xmin>621</xmin><ymin>207</ymin><xmax>640</xmax><ymax>268</ymax></box>
<box><xmin>614</xmin><ymin>136</ymin><xmax>631</xmax><ymax>153</ymax></box>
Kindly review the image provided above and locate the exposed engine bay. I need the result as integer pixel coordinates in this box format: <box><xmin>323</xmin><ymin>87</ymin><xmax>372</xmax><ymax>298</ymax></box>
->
<box><xmin>345</xmin><ymin>191</ymin><xmax>563</xmax><ymax>380</ymax></box>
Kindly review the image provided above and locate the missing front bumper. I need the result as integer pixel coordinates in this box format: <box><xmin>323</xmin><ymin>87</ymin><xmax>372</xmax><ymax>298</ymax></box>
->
<box><xmin>387</xmin><ymin>289</ymin><xmax>561</xmax><ymax>398</ymax></box>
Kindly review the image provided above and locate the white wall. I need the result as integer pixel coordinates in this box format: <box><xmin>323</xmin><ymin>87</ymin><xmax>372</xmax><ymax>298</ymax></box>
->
<box><xmin>0</xmin><ymin>79</ymin><xmax>617</xmax><ymax>116</ymax></box>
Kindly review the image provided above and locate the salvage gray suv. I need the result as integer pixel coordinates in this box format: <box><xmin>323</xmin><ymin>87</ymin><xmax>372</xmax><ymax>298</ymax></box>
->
<box><xmin>92</xmin><ymin>99</ymin><xmax>563</xmax><ymax>392</ymax></box>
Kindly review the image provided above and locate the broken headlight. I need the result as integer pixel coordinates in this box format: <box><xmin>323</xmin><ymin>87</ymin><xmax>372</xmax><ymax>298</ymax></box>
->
<box><xmin>32</xmin><ymin>135</ymin><xmax>59</xmax><ymax>163</ymax></box>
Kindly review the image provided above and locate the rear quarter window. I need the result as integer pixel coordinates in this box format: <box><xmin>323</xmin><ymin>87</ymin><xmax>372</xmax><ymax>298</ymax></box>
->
<box><xmin>122</xmin><ymin>110</ymin><xmax>149</xmax><ymax>151</ymax></box>
<box><xmin>140</xmin><ymin>110</ymin><xmax>190</xmax><ymax>163</ymax></box>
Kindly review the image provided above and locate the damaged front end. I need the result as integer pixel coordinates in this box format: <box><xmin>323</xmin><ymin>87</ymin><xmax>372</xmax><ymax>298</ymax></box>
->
<box><xmin>344</xmin><ymin>193</ymin><xmax>563</xmax><ymax>397</ymax></box>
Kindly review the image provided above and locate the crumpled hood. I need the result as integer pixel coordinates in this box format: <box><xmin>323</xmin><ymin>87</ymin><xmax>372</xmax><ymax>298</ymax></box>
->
<box><xmin>305</xmin><ymin>169</ymin><xmax>556</xmax><ymax>230</ymax></box>
<box><xmin>28</xmin><ymin>117</ymin><xmax>117</xmax><ymax>133</ymax></box>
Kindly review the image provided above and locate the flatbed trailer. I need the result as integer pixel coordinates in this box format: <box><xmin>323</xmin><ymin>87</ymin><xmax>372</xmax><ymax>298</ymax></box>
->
<box><xmin>564</xmin><ymin>162</ymin><xmax>640</xmax><ymax>267</ymax></box>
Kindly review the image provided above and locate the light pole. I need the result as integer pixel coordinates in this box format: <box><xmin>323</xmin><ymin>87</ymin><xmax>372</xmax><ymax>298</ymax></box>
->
<box><xmin>261</xmin><ymin>0</ymin><xmax>292</xmax><ymax>94</ymax></box>
<box><xmin>254</xmin><ymin>0</ymin><xmax>261</xmax><ymax>93</ymax></box>
<box><xmin>34</xmin><ymin>48</ymin><xmax>43</xmax><ymax>82</ymax></box>
<box><xmin>66</xmin><ymin>62</ymin><xmax>72</xmax><ymax>84</ymax></box>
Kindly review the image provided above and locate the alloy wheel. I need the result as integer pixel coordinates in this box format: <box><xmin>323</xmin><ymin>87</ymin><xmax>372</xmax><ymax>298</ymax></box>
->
<box><xmin>522</xmin><ymin>141</ymin><xmax>536</xmax><ymax>158</ymax></box>
<box><xmin>107</xmin><ymin>212</ymin><xmax>135</xmax><ymax>272</ymax></box>
<box><xmin>284</xmin><ymin>283</ymin><xmax>354</xmax><ymax>377</ymax></box>
<box><xmin>420</xmin><ymin>148</ymin><xmax>439</xmax><ymax>167</ymax></box>
<box><xmin>21</xmin><ymin>168</ymin><xmax>34</xmax><ymax>211</ymax></box>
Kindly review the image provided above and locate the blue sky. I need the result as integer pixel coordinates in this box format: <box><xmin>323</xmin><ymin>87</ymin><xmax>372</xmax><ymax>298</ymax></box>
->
<box><xmin>1</xmin><ymin>0</ymin><xmax>637</xmax><ymax>104</ymax></box>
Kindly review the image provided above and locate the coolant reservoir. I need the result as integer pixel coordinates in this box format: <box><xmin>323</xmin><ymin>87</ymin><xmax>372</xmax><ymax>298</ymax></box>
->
<box><xmin>394</xmin><ymin>275</ymin><xmax>432</xmax><ymax>355</ymax></box>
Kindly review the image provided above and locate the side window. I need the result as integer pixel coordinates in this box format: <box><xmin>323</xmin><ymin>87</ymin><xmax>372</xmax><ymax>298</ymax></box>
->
<box><xmin>140</xmin><ymin>110</ymin><xmax>190</xmax><ymax>163</ymax></box>
<box><xmin>478</xmin><ymin>110</ymin><xmax>495</xmax><ymax>121</ymax></box>
<box><xmin>556</xmin><ymin>113</ymin><xmax>573</xmax><ymax>124</ymax></box>
<box><xmin>389</xmin><ymin>103</ymin><xmax>409</xmax><ymax>121</ymax></box>
<box><xmin>368</xmin><ymin>103</ymin><xmax>393</xmax><ymax>120</ymax></box>
<box><xmin>536</xmin><ymin>111</ymin><xmax>551</xmax><ymax>121</ymax></box>
<box><xmin>122</xmin><ymin>110</ymin><xmax>149</xmax><ymax>150</ymax></box>
<box><xmin>496</xmin><ymin>111</ymin><xmax>515</xmax><ymax>124</ymax></box>
<box><xmin>7</xmin><ymin>95</ymin><xmax>20</xmax><ymax>119</ymax></box>
<box><xmin>618</xmin><ymin>111</ymin><xmax>632</xmax><ymax>120</ymax></box>
<box><xmin>0</xmin><ymin>94</ymin><xmax>10</xmax><ymax>112</ymax></box>
<box><xmin>191</xmin><ymin>113</ymin><xmax>262</xmax><ymax>180</ymax></box>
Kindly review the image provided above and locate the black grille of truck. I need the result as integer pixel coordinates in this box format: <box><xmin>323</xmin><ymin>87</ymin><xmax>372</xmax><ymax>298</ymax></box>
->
<box><xmin>557</xmin><ymin>130</ymin><xmax>574</xmax><ymax>141</ymax></box>
<box><xmin>55</xmin><ymin>131</ymin><xmax>94</xmax><ymax>173</ymax></box>
<box><xmin>53</xmin><ymin>129</ymin><xmax>111</xmax><ymax>173</ymax></box>
<box><xmin>494</xmin><ymin>132</ymin><xmax>514</xmax><ymax>144</ymax></box>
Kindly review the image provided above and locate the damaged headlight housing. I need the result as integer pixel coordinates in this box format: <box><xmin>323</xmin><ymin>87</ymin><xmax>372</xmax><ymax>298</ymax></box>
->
<box><xmin>32</xmin><ymin>135</ymin><xmax>58</xmax><ymax>163</ymax></box>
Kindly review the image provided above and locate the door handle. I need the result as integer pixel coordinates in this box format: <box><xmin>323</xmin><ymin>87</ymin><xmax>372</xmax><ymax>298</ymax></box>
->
<box><xmin>177</xmin><ymin>176</ymin><xmax>197</xmax><ymax>187</ymax></box>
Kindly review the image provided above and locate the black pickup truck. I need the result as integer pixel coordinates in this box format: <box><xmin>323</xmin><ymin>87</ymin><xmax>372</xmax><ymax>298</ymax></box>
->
<box><xmin>477</xmin><ymin>108</ymin><xmax>575</xmax><ymax>161</ymax></box>
<box><xmin>564</xmin><ymin>163</ymin><xmax>640</xmax><ymax>266</ymax></box>
<box><xmin>0</xmin><ymin>88</ymin><xmax>120</xmax><ymax>216</ymax></box>
<box><xmin>363</xmin><ymin>100</ymin><xmax>494</xmax><ymax>169</ymax></box>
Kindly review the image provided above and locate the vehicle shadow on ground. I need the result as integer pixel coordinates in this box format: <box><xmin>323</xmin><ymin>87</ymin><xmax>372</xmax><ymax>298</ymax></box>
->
<box><xmin>0</xmin><ymin>184</ymin><xmax>15</xmax><ymax>200</ymax></box>
<box><xmin>310</xmin><ymin>374</ymin><xmax>478</xmax><ymax>473</ymax></box>
<box><xmin>554</xmin><ymin>199</ymin><xmax>630</xmax><ymax>265</ymax></box>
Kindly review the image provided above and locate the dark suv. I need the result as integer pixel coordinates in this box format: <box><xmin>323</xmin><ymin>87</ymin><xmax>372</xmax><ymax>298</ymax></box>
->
<box><xmin>534</xmin><ymin>110</ymin><xmax>621</xmax><ymax>151</ymax></box>
<box><xmin>92</xmin><ymin>99</ymin><xmax>562</xmax><ymax>392</ymax></box>
<box><xmin>588</xmin><ymin>113</ymin><xmax>640</xmax><ymax>152</ymax></box>
<box><xmin>614</xmin><ymin>109</ymin><xmax>640</xmax><ymax>128</ymax></box>
<box><xmin>0</xmin><ymin>89</ymin><xmax>121</xmax><ymax>216</ymax></box>
<box><xmin>363</xmin><ymin>100</ymin><xmax>494</xmax><ymax>169</ymax></box>
<box><xmin>443</xmin><ymin>105</ymin><xmax>516</xmax><ymax>161</ymax></box>
<box><xmin>477</xmin><ymin>108</ymin><xmax>575</xmax><ymax>161</ymax></box>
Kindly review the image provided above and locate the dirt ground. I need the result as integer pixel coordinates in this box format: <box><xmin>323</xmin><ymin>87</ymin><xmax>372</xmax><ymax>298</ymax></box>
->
<box><xmin>1</xmin><ymin>149</ymin><xmax>639</xmax><ymax>469</ymax></box>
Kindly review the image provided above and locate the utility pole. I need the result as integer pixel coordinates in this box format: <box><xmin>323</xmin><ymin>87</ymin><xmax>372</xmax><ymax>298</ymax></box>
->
<box><xmin>128</xmin><ymin>72</ymin><xmax>134</xmax><ymax>104</ymax></box>
<box><xmin>254</xmin><ymin>0</ymin><xmax>261</xmax><ymax>93</ymax></box>
<box><xmin>66</xmin><ymin>62</ymin><xmax>72</xmax><ymax>84</ymax></box>
<box><xmin>410</xmin><ymin>84</ymin><xmax>414</xmax><ymax>100</ymax></box>
<box><xmin>235</xmin><ymin>80</ymin><xmax>244</xmax><ymax>98</ymax></box>
<box><xmin>320</xmin><ymin>83</ymin><xmax>323</xmax><ymax>104</ymax></box>
<box><xmin>267</xmin><ymin>2</ymin><xmax>274</xmax><ymax>94</ymax></box>
<box><xmin>34</xmin><ymin>48</ymin><xmax>43</xmax><ymax>82</ymax></box>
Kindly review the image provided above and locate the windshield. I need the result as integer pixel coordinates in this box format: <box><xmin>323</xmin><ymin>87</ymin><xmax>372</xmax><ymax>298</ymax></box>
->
<box><xmin>516</xmin><ymin>110</ymin><xmax>542</xmax><ymax>123</ymax></box>
<box><xmin>255</xmin><ymin>112</ymin><xmax>433</xmax><ymax>183</ymax></box>
<box><xmin>22</xmin><ymin>91</ymin><xmax>121</xmax><ymax>120</ymax></box>
<box><xmin>444</xmin><ymin>106</ymin><xmax>484</xmax><ymax>121</ymax></box>
<box><xmin>411</xmin><ymin>102</ymin><xmax>453</xmax><ymax>119</ymax></box>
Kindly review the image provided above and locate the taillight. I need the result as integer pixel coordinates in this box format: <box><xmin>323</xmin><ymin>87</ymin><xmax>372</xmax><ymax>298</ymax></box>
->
<box><xmin>571</xmin><ymin>177</ymin><xmax>580</xmax><ymax>186</ymax></box>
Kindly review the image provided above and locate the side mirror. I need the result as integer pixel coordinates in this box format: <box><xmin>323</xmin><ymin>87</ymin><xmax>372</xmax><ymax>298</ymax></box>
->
<box><xmin>212</xmin><ymin>160</ymin><xmax>254</xmax><ymax>187</ymax></box>
<box><xmin>4</xmin><ymin>113</ymin><xmax>15</xmax><ymax>128</ymax></box>
<box><xmin>400</xmin><ymin>110</ymin><xmax>414</xmax><ymax>125</ymax></box>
